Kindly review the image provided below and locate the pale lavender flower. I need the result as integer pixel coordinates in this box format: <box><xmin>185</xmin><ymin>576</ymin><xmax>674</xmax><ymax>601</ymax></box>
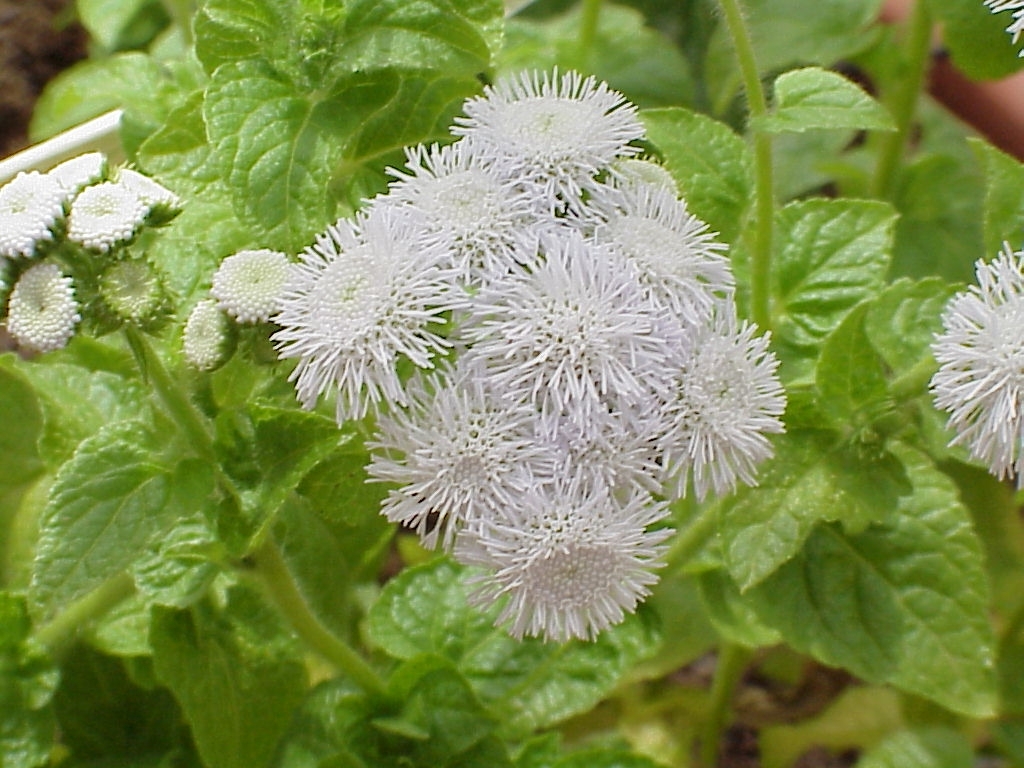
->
<box><xmin>0</xmin><ymin>171</ymin><xmax>66</xmax><ymax>258</ymax></box>
<box><xmin>931</xmin><ymin>245</ymin><xmax>1024</xmax><ymax>484</ymax></box>
<box><xmin>367</xmin><ymin>362</ymin><xmax>543</xmax><ymax>550</ymax></box>
<box><xmin>6</xmin><ymin>262</ymin><xmax>80</xmax><ymax>352</ymax></box>
<box><xmin>67</xmin><ymin>180</ymin><xmax>147</xmax><ymax>252</ymax></box>
<box><xmin>272</xmin><ymin>204</ymin><xmax>458</xmax><ymax>423</ymax></box>
<box><xmin>452</xmin><ymin>69</ymin><xmax>644</xmax><ymax>211</ymax></box>
<box><xmin>658</xmin><ymin>305</ymin><xmax>786</xmax><ymax>501</ymax></box>
<box><xmin>985</xmin><ymin>0</ymin><xmax>1024</xmax><ymax>54</ymax></box>
<box><xmin>211</xmin><ymin>248</ymin><xmax>290</xmax><ymax>324</ymax></box>
<box><xmin>457</xmin><ymin>477</ymin><xmax>672</xmax><ymax>642</ymax></box>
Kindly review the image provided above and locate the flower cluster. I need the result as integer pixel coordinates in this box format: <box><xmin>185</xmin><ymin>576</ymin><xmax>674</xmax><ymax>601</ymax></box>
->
<box><xmin>267</xmin><ymin>69</ymin><xmax>786</xmax><ymax>641</ymax></box>
<box><xmin>0</xmin><ymin>153</ymin><xmax>179</xmax><ymax>352</ymax></box>
<box><xmin>985</xmin><ymin>0</ymin><xmax>1024</xmax><ymax>55</ymax></box>
<box><xmin>932</xmin><ymin>244</ymin><xmax>1024</xmax><ymax>485</ymax></box>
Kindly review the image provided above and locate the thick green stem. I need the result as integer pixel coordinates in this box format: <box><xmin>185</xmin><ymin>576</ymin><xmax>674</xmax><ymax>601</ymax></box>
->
<box><xmin>872</xmin><ymin>0</ymin><xmax>933</xmax><ymax>198</ymax></box>
<box><xmin>699</xmin><ymin>642</ymin><xmax>753</xmax><ymax>767</ymax></box>
<box><xmin>251</xmin><ymin>539</ymin><xmax>389</xmax><ymax>700</ymax></box>
<box><xmin>576</xmin><ymin>0</ymin><xmax>602</xmax><ymax>66</ymax></box>
<box><xmin>718</xmin><ymin>0</ymin><xmax>774</xmax><ymax>331</ymax></box>
<box><xmin>666</xmin><ymin>501</ymin><xmax>718</xmax><ymax>574</ymax></box>
<box><xmin>124</xmin><ymin>326</ymin><xmax>215</xmax><ymax>462</ymax></box>
<box><xmin>33</xmin><ymin>572</ymin><xmax>136</xmax><ymax>652</ymax></box>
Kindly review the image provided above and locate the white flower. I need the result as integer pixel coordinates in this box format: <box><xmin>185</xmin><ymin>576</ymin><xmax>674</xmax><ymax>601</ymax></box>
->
<box><xmin>460</xmin><ymin>229</ymin><xmax>682</xmax><ymax>419</ymax></box>
<box><xmin>658</xmin><ymin>305</ymin><xmax>786</xmax><ymax>501</ymax></box>
<box><xmin>211</xmin><ymin>249</ymin><xmax>290</xmax><ymax>324</ymax></box>
<box><xmin>589</xmin><ymin>179</ymin><xmax>732</xmax><ymax>325</ymax></box>
<box><xmin>452</xmin><ymin>69</ymin><xmax>644</xmax><ymax>210</ymax></box>
<box><xmin>182</xmin><ymin>299</ymin><xmax>232</xmax><ymax>371</ymax></box>
<box><xmin>985</xmin><ymin>0</ymin><xmax>1024</xmax><ymax>53</ymax></box>
<box><xmin>272</xmin><ymin>204</ymin><xmax>459</xmax><ymax>423</ymax></box>
<box><xmin>5</xmin><ymin>262</ymin><xmax>80</xmax><ymax>352</ymax></box>
<box><xmin>384</xmin><ymin>141</ymin><xmax>540</xmax><ymax>284</ymax></box>
<box><xmin>67</xmin><ymin>181</ymin><xmax>148</xmax><ymax>252</ymax></box>
<box><xmin>456</xmin><ymin>477</ymin><xmax>671</xmax><ymax>642</ymax></box>
<box><xmin>116</xmin><ymin>168</ymin><xmax>181</xmax><ymax>210</ymax></box>
<box><xmin>48</xmin><ymin>152</ymin><xmax>106</xmax><ymax>195</ymax></box>
<box><xmin>931</xmin><ymin>245</ymin><xmax>1024</xmax><ymax>484</ymax></box>
<box><xmin>367</xmin><ymin>362</ymin><xmax>543</xmax><ymax>550</ymax></box>
<box><xmin>0</xmin><ymin>171</ymin><xmax>66</xmax><ymax>258</ymax></box>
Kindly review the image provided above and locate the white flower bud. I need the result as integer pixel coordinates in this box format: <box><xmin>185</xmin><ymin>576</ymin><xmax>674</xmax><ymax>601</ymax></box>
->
<box><xmin>211</xmin><ymin>249</ymin><xmax>290</xmax><ymax>324</ymax></box>
<box><xmin>0</xmin><ymin>171</ymin><xmax>66</xmax><ymax>258</ymax></box>
<box><xmin>6</xmin><ymin>262</ymin><xmax>80</xmax><ymax>352</ymax></box>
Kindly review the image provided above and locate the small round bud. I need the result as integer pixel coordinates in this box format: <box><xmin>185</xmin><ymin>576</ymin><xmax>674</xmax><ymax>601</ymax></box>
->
<box><xmin>182</xmin><ymin>299</ymin><xmax>234</xmax><ymax>371</ymax></box>
<box><xmin>6</xmin><ymin>262</ymin><xmax>80</xmax><ymax>353</ymax></box>
<box><xmin>211</xmin><ymin>249</ymin><xmax>290</xmax><ymax>324</ymax></box>
<box><xmin>0</xmin><ymin>171</ymin><xmax>66</xmax><ymax>258</ymax></box>
<box><xmin>100</xmin><ymin>258</ymin><xmax>168</xmax><ymax>327</ymax></box>
<box><xmin>67</xmin><ymin>181</ymin><xmax>147</xmax><ymax>252</ymax></box>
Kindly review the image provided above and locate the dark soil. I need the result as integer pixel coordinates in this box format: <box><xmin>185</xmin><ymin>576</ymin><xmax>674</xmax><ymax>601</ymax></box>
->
<box><xmin>0</xmin><ymin>0</ymin><xmax>87</xmax><ymax>156</ymax></box>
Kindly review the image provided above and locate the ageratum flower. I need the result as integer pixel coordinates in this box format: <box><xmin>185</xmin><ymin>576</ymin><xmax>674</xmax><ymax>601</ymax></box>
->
<box><xmin>67</xmin><ymin>180</ymin><xmax>148</xmax><ymax>252</ymax></box>
<box><xmin>5</xmin><ymin>262</ymin><xmax>80</xmax><ymax>352</ymax></box>
<box><xmin>457</xmin><ymin>477</ymin><xmax>671</xmax><ymax>642</ymax></box>
<box><xmin>452</xmin><ymin>69</ymin><xmax>644</xmax><ymax>211</ymax></box>
<box><xmin>985</xmin><ymin>0</ymin><xmax>1024</xmax><ymax>54</ymax></box>
<box><xmin>0</xmin><ymin>171</ymin><xmax>66</xmax><ymax>258</ymax></box>
<box><xmin>182</xmin><ymin>299</ymin><xmax>233</xmax><ymax>371</ymax></box>
<box><xmin>48</xmin><ymin>152</ymin><xmax>107</xmax><ymax>195</ymax></box>
<box><xmin>272</xmin><ymin>204</ymin><xmax>459</xmax><ymax>423</ymax></box>
<box><xmin>211</xmin><ymin>248</ymin><xmax>291</xmax><ymax>324</ymax></box>
<box><xmin>931</xmin><ymin>245</ymin><xmax>1024</xmax><ymax>485</ymax></box>
<box><xmin>116</xmin><ymin>168</ymin><xmax>181</xmax><ymax>211</ymax></box>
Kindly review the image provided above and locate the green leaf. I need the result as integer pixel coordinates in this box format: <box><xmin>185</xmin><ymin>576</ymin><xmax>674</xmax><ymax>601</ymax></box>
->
<box><xmin>641</xmin><ymin>107</ymin><xmax>753</xmax><ymax>242</ymax></box>
<box><xmin>696</xmin><ymin>569</ymin><xmax>781</xmax><ymax>648</ymax></box>
<box><xmin>499</xmin><ymin>3</ymin><xmax>694</xmax><ymax>109</ymax></box>
<box><xmin>861</xmin><ymin>278</ymin><xmax>955</xmax><ymax>379</ymax></box>
<box><xmin>553</xmin><ymin>752</ymin><xmax>666</xmax><ymax>768</ymax></box>
<box><xmin>366</xmin><ymin>558</ymin><xmax>660</xmax><ymax>737</ymax></box>
<box><xmin>0</xmin><ymin>359</ymin><xmax>45</xmax><ymax>490</ymax></box>
<box><xmin>151</xmin><ymin>598</ymin><xmax>307</xmax><ymax>768</ymax></box>
<box><xmin>857</xmin><ymin>726</ymin><xmax>974</xmax><ymax>768</ymax></box>
<box><xmin>29</xmin><ymin>421</ymin><xmax>184</xmax><ymax>621</ymax></box>
<box><xmin>717</xmin><ymin>430</ymin><xmax>909</xmax><ymax>591</ymax></box>
<box><xmin>815</xmin><ymin>302</ymin><xmax>890</xmax><ymax>429</ymax></box>
<box><xmin>747</xmin><ymin>443</ymin><xmax>997</xmax><ymax>717</ymax></box>
<box><xmin>194</xmin><ymin>0</ymin><xmax>296</xmax><ymax>74</ymax></box>
<box><xmin>772</xmin><ymin>198</ymin><xmax>896</xmax><ymax>351</ymax></box>
<box><xmin>927</xmin><ymin>0</ymin><xmax>1024</xmax><ymax>80</ymax></box>
<box><xmin>77</xmin><ymin>0</ymin><xmax>168</xmax><ymax>52</ymax></box>
<box><xmin>970</xmin><ymin>137</ymin><xmax>1024</xmax><ymax>256</ymax></box>
<box><xmin>755</xmin><ymin>67</ymin><xmax>895</xmax><ymax>134</ymax></box>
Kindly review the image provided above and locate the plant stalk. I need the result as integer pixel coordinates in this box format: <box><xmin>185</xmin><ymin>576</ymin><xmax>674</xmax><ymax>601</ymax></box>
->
<box><xmin>666</xmin><ymin>501</ymin><xmax>718</xmax><ymax>574</ymax></box>
<box><xmin>699</xmin><ymin>642</ymin><xmax>753</xmax><ymax>767</ymax></box>
<box><xmin>33</xmin><ymin>571</ymin><xmax>136</xmax><ymax>652</ymax></box>
<box><xmin>718</xmin><ymin>0</ymin><xmax>774</xmax><ymax>331</ymax></box>
<box><xmin>577</xmin><ymin>0</ymin><xmax>603</xmax><ymax>66</ymax></box>
<box><xmin>251</xmin><ymin>538</ymin><xmax>389</xmax><ymax>700</ymax></box>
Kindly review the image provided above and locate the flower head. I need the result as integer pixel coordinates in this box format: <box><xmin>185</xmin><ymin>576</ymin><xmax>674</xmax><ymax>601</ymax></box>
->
<box><xmin>5</xmin><ymin>262</ymin><xmax>80</xmax><ymax>352</ymax></box>
<box><xmin>452</xmin><ymin>69</ymin><xmax>644</xmax><ymax>210</ymax></box>
<box><xmin>931</xmin><ymin>245</ymin><xmax>1024</xmax><ymax>484</ymax></box>
<box><xmin>67</xmin><ymin>181</ymin><xmax>148</xmax><ymax>252</ymax></box>
<box><xmin>48</xmin><ymin>152</ymin><xmax>107</xmax><ymax>195</ymax></box>
<box><xmin>183</xmin><ymin>299</ymin><xmax>234</xmax><ymax>371</ymax></box>
<box><xmin>658</xmin><ymin>306</ymin><xmax>786</xmax><ymax>501</ymax></box>
<box><xmin>985</xmin><ymin>0</ymin><xmax>1024</xmax><ymax>54</ymax></box>
<box><xmin>457</xmin><ymin>478</ymin><xmax>671</xmax><ymax>642</ymax></box>
<box><xmin>99</xmin><ymin>258</ymin><xmax>168</xmax><ymax>327</ymax></box>
<box><xmin>116</xmin><ymin>168</ymin><xmax>181</xmax><ymax>212</ymax></box>
<box><xmin>211</xmin><ymin>248</ymin><xmax>291</xmax><ymax>324</ymax></box>
<box><xmin>0</xmin><ymin>171</ymin><xmax>66</xmax><ymax>258</ymax></box>
<box><xmin>272</xmin><ymin>204</ymin><xmax>459</xmax><ymax>423</ymax></box>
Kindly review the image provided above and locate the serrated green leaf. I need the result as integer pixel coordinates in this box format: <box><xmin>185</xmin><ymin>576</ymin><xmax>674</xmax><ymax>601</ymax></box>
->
<box><xmin>772</xmin><ymin>198</ymin><xmax>896</xmax><ymax>350</ymax></box>
<box><xmin>366</xmin><ymin>558</ymin><xmax>659</xmax><ymax>737</ymax></box>
<box><xmin>927</xmin><ymin>0</ymin><xmax>1024</xmax><ymax>80</ymax></box>
<box><xmin>970</xmin><ymin>138</ymin><xmax>1024</xmax><ymax>255</ymax></box>
<box><xmin>271</xmin><ymin>680</ymin><xmax>371</xmax><ymax>768</ymax></box>
<box><xmin>717</xmin><ymin>430</ymin><xmax>909</xmax><ymax>590</ymax></box>
<box><xmin>194</xmin><ymin>0</ymin><xmax>295</xmax><ymax>74</ymax></box>
<box><xmin>756</xmin><ymin>67</ymin><xmax>895</xmax><ymax>134</ymax></box>
<box><xmin>747</xmin><ymin>443</ymin><xmax>997</xmax><ymax>717</ymax></box>
<box><xmin>151</xmin><ymin>600</ymin><xmax>307</xmax><ymax>768</ymax></box>
<box><xmin>0</xmin><ymin>360</ymin><xmax>45</xmax><ymax>490</ymax></box>
<box><xmin>862</xmin><ymin>278</ymin><xmax>955</xmax><ymax>379</ymax></box>
<box><xmin>815</xmin><ymin>302</ymin><xmax>890</xmax><ymax>428</ymax></box>
<box><xmin>640</xmin><ymin>107</ymin><xmax>752</xmax><ymax>242</ymax></box>
<box><xmin>29</xmin><ymin>421</ymin><xmax>183</xmax><ymax>620</ymax></box>
<box><xmin>132</xmin><ymin>509</ymin><xmax>220</xmax><ymax>609</ymax></box>
<box><xmin>857</xmin><ymin>726</ymin><xmax>974</xmax><ymax>768</ymax></box>
<box><xmin>696</xmin><ymin>569</ymin><xmax>781</xmax><ymax>648</ymax></box>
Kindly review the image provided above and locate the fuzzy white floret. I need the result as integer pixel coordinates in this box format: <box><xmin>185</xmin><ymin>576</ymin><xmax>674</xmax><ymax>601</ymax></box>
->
<box><xmin>6</xmin><ymin>262</ymin><xmax>80</xmax><ymax>352</ymax></box>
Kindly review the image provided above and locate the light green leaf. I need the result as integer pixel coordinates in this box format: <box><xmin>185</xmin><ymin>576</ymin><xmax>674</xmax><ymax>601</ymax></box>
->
<box><xmin>0</xmin><ymin>360</ymin><xmax>45</xmax><ymax>490</ymax></box>
<box><xmin>641</xmin><ymin>107</ymin><xmax>753</xmax><ymax>242</ymax></box>
<box><xmin>862</xmin><ymin>278</ymin><xmax>955</xmax><ymax>379</ymax></box>
<box><xmin>756</xmin><ymin>67</ymin><xmax>895</xmax><ymax>134</ymax></box>
<box><xmin>926</xmin><ymin>0</ymin><xmax>1024</xmax><ymax>80</ymax></box>
<box><xmin>772</xmin><ymin>198</ymin><xmax>896</xmax><ymax>350</ymax></box>
<box><xmin>857</xmin><ymin>726</ymin><xmax>974</xmax><ymax>768</ymax></box>
<box><xmin>747</xmin><ymin>444</ymin><xmax>997</xmax><ymax>717</ymax></box>
<box><xmin>717</xmin><ymin>430</ymin><xmax>908</xmax><ymax>591</ymax></box>
<box><xmin>77</xmin><ymin>0</ymin><xmax>168</xmax><ymax>52</ymax></box>
<box><xmin>193</xmin><ymin>0</ymin><xmax>295</xmax><ymax>74</ymax></box>
<box><xmin>366</xmin><ymin>558</ymin><xmax>659</xmax><ymax>737</ymax></box>
<box><xmin>29</xmin><ymin>422</ymin><xmax>182</xmax><ymax>621</ymax></box>
<box><xmin>697</xmin><ymin>569</ymin><xmax>781</xmax><ymax>648</ymax></box>
<box><xmin>970</xmin><ymin>137</ymin><xmax>1024</xmax><ymax>256</ymax></box>
<box><xmin>151</xmin><ymin>598</ymin><xmax>307</xmax><ymax>768</ymax></box>
<box><xmin>815</xmin><ymin>302</ymin><xmax>890</xmax><ymax>428</ymax></box>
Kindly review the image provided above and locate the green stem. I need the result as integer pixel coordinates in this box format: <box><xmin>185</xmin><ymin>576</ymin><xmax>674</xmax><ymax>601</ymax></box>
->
<box><xmin>251</xmin><ymin>539</ymin><xmax>389</xmax><ymax>700</ymax></box>
<box><xmin>665</xmin><ymin>501</ymin><xmax>718</xmax><ymax>574</ymax></box>
<box><xmin>872</xmin><ymin>0</ymin><xmax>933</xmax><ymax>198</ymax></box>
<box><xmin>124</xmin><ymin>326</ymin><xmax>215</xmax><ymax>462</ymax></box>
<box><xmin>33</xmin><ymin>572</ymin><xmax>136</xmax><ymax>652</ymax></box>
<box><xmin>699</xmin><ymin>642</ymin><xmax>753</xmax><ymax>767</ymax></box>
<box><xmin>576</xmin><ymin>0</ymin><xmax>602</xmax><ymax>66</ymax></box>
<box><xmin>718</xmin><ymin>0</ymin><xmax>774</xmax><ymax>331</ymax></box>
<box><xmin>889</xmin><ymin>355</ymin><xmax>937</xmax><ymax>402</ymax></box>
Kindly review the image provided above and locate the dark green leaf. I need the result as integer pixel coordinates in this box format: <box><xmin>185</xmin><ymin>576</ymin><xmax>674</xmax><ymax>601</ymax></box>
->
<box><xmin>970</xmin><ymin>137</ymin><xmax>1024</xmax><ymax>256</ymax></box>
<box><xmin>861</xmin><ymin>277</ymin><xmax>954</xmax><ymax>379</ymax></box>
<box><xmin>815</xmin><ymin>302</ymin><xmax>890</xmax><ymax>428</ymax></box>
